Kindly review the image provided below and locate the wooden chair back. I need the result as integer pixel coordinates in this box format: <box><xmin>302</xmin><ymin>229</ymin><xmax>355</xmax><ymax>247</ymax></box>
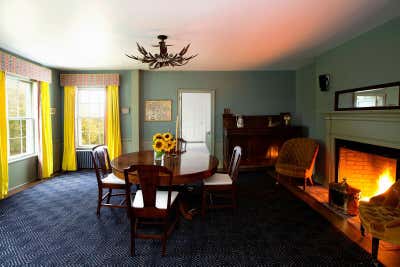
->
<box><xmin>91</xmin><ymin>145</ymin><xmax>112</xmax><ymax>184</ymax></box>
<box><xmin>227</xmin><ymin>146</ymin><xmax>242</xmax><ymax>182</ymax></box>
<box><xmin>124</xmin><ymin>165</ymin><xmax>174</xmax><ymax>213</ymax></box>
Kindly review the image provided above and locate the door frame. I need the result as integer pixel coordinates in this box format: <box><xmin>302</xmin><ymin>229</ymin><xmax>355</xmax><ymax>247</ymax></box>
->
<box><xmin>177</xmin><ymin>89</ymin><xmax>215</xmax><ymax>154</ymax></box>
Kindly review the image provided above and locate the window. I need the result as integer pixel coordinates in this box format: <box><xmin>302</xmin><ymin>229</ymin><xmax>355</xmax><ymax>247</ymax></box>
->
<box><xmin>76</xmin><ymin>88</ymin><xmax>105</xmax><ymax>147</ymax></box>
<box><xmin>6</xmin><ymin>76</ymin><xmax>36</xmax><ymax>160</ymax></box>
<box><xmin>355</xmin><ymin>95</ymin><xmax>385</xmax><ymax>108</ymax></box>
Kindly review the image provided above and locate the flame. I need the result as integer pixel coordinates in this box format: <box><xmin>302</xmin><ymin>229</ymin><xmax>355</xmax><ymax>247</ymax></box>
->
<box><xmin>266</xmin><ymin>146</ymin><xmax>279</xmax><ymax>159</ymax></box>
<box><xmin>360</xmin><ymin>169</ymin><xmax>395</xmax><ymax>202</ymax></box>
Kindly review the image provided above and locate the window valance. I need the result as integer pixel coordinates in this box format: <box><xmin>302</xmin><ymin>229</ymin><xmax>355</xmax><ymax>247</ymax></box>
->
<box><xmin>60</xmin><ymin>74</ymin><xmax>119</xmax><ymax>87</ymax></box>
<box><xmin>0</xmin><ymin>51</ymin><xmax>52</xmax><ymax>82</ymax></box>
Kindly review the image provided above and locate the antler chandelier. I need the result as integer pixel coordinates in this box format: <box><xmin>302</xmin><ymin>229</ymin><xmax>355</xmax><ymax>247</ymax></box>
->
<box><xmin>126</xmin><ymin>35</ymin><xmax>197</xmax><ymax>69</ymax></box>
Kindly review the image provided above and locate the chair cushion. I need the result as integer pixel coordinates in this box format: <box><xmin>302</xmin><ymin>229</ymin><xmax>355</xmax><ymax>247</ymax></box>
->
<box><xmin>276</xmin><ymin>163</ymin><xmax>313</xmax><ymax>179</ymax></box>
<box><xmin>203</xmin><ymin>173</ymin><xmax>232</xmax><ymax>186</ymax></box>
<box><xmin>359</xmin><ymin>201</ymin><xmax>400</xmax><ymax>244</ymax></box>
<box><xmin>133</xmin><ymin>190</ymin><xmax>179</xmax><ymax>209</ymax></box>
<box><xmin>101</xmin><ymin>173</ymin><xmax>125</xmax><ymax>185</ymax></box>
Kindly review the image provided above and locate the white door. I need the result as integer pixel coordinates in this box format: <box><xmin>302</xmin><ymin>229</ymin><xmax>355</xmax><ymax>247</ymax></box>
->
<box><xmin>178</xmin><ymin>90</ymin><xmax>214</xmax><ymax>154</ymax></box>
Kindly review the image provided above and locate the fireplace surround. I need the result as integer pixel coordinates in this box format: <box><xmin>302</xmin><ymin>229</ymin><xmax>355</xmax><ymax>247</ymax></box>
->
<box><xmin>325</xmin><ymin>110</ymin><xmax>400</xmax><ymax>186</ymax></box>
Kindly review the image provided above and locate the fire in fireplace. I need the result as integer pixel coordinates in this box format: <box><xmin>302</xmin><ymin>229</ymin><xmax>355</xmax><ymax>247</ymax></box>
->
<box><xmin>265</xmin><ymin>145</ymin><xmax>279</xmax><ymax>160</ymax></box>
<box><xmin>335</xmin><ymin>139</ymin><xmax>399</xmax><ymax>202</ymax></box>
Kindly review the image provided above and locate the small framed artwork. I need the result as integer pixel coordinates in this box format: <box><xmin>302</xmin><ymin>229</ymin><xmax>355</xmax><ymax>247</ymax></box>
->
<box><xmin>144</xmin><ymin>99</ymin><xmax>172</xmax><ymax>121</ymax></box>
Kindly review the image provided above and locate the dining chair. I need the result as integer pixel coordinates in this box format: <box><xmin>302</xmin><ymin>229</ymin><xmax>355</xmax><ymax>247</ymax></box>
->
<box><xmin>91</xmin><ymin>145</ymin><xmax>126</xmax><ymax>216</ymax></box>
<box><xmin>123</xmin><ymin>165</ymin><xmax>180</xmax><ymax>256</ymax></box>
<box><xmin>201</xmin><ymin>146</ymin><xmax>242</xmax><ymax>217</ymax></box>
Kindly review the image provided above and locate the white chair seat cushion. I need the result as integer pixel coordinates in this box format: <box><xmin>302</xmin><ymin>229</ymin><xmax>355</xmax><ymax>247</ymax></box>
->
<box><xmin>101</xmin><ymin>173</ymin><xmax>125</xmax><ymax>185</ymax></box>
<box><xmin>133</xmin><ymin>190</ymin><xmax>179</xmax><ymax>209</ymax></box>
<box><xmin>203</xmin><ymin>173</ymin><xmax>233</xmax><ymax>186</ymax></box>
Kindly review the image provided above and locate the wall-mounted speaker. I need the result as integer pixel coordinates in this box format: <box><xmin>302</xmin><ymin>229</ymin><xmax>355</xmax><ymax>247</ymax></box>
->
<box><xmin>319</xmin><ymin>74</ymin><xmax>330</xmax><ymax>91</ymax></box>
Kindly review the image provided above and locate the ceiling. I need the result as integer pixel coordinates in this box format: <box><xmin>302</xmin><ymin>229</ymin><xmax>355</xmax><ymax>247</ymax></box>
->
<box><xmin>0</xmin><ymin>0</ymin><xmax>399</xmax><ymax>71</ymax></box>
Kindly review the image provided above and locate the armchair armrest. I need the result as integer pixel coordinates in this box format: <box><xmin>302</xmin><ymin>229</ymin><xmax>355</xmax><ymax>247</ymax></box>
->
<box><xmin>369</xmin><ymin>194</ymin><xmax>386</xmax><ymax>205</ymax></box>
<box><xmin>386</xmin><ymin>218</ymin><xmax>400</xmax><ymax>228</ymax></box>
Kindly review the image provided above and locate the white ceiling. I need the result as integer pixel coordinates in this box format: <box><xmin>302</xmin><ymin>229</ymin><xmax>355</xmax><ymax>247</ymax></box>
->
<box><xmin>0</xmin><ymin>0</ymin><xmax>399</xmax><ymax>71</ymax></box>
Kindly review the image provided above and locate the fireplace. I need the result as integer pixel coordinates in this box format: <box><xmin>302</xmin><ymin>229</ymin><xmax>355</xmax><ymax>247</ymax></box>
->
<box><xmin>335</xmin><ymin>139</ymin><xmax>399</xmax><ymax>201</ymax></box>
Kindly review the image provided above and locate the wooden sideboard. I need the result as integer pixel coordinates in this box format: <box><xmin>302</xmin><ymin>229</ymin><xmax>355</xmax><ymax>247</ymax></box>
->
<box><xmin>223</xmin><ymin>113</ymin><xmax>303</xmax><ymax>170</ymax></box>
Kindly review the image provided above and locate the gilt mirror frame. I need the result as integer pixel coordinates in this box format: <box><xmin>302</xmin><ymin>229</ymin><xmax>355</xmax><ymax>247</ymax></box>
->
<box><xmin>334</xmin><ymin>81</ymin><xmax>400</xmax><ymax>111</ymax></box>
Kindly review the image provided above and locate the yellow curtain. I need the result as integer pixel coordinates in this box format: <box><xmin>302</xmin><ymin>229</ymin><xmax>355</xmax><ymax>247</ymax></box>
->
<box><xmin>106</xmin><ymin>85</ymin><xmax>122</xmax><ymax>160</ymax></box>
<box><xmin>0</xmin><ymin>71</ymin><xmax>8</xmax><ymax>198</ymax></box>
<box><xmin>62</xmin><ymin>86</ymin><xmax>77</xmax><ymax>171</ymax></box>
<box><xmin>39</xmin><ymin>82</ymin><xmax>54</xmax><ymax>178</ymax></box>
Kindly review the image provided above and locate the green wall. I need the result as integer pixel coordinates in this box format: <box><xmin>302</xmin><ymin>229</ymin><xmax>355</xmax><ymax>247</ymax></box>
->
<box><xmin>140</xmin><ymin>71</ymin><xmax>296</xmax><ymax>161</ymax></box>
<box><xmin>59</xmin><ymin>70</ymin><xmax>296</xmax><ymax>165</ymax></box>
<box><xmin>0</xmin><ymin>48</ymin><xmax>62</xmax><ymax>190</ymax></box>
<box><xmin>295</xmin><ymin>16</ymin><xmax>400</xmax><ymax>184</ymax></box>
<box><xmin>295</xmin><ymin>63</ymin><xmax>316</xmax><ymax>138</ymax></box>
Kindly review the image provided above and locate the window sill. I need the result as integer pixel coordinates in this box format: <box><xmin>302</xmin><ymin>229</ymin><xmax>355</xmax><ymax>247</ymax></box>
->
<box><xmin>76</xmin><ymin>147</ymin><xmax>95</xmax><ymax>151</ymax></box>
<box><xmin>8</xmin><ymin>154</ymin><xmax>38</xmax><ymax>164</ymax></box>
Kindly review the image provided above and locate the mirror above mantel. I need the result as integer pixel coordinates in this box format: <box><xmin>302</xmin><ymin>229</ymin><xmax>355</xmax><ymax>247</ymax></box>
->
<box><xmin>335</xmin><ymin>81</ymin><xmax>400</xmax><ymax>111</ymax></box>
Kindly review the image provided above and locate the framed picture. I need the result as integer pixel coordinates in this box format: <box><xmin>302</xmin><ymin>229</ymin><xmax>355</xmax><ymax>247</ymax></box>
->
<box><xmin>144</xmin><ymin>99</ymin><xmax>172</xmax><ymax>121</ymax></box>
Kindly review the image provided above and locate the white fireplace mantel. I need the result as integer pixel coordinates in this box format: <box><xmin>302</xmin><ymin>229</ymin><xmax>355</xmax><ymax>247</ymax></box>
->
<box><xmin>324</xmin><ymin>110</ymin><xmax>400</xmax><ymax>184</ymax></box>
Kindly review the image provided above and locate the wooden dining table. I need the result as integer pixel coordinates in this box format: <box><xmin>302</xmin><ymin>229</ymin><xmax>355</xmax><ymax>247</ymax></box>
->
<box><xmin>111</xmin><ymin>150</ymin><xmax>219</xmax><ymax>219</ymax></box>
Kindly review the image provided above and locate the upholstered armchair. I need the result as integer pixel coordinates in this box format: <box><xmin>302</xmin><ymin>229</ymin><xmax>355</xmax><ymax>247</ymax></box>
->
<box><xmin>275</xmin><ymin>138</ymin><xmax>319</xmax><ymax>190</ymax></box>
<box><xmin>359</xmin><ymin>180</ymin><xmax>400</xmax><ymax>261</ymax></box>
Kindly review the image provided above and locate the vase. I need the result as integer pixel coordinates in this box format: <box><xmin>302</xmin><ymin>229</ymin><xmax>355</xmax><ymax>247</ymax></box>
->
<box><xmin>154</xmin><ymin>151</ymin><xmax>165</xmax><ymax>162</ymax></box>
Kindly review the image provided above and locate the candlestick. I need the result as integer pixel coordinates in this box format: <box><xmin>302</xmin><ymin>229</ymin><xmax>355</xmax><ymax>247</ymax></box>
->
<box><xmin>175</xmin><ymin>115</ymin><xmax>179</xmax><ymax>140</ymax></box>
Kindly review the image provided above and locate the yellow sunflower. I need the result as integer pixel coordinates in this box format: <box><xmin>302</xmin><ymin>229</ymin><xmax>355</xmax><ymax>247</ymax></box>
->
<box><xmin>162</xmin><ymin>132</ymin><xmax>173</xmax><ymax>141</ymax></box>
<box><xmin>152</xmin><ymin>139</ymin><xmax>166</xmax><ymax>152</ymax></box>
<box><xmin>165</xmin><ymin>140</ymin><xmax>176</xmax><ymax>152</ymax></box>
<box><xmin>171</xmin><ymin>140</ymin><xmax>177</xmax><ymax>150</ymax></box>
<box><xmin>153</xmin><ymin>133</ymin><xmax>163</xmax><ymax>142</ymax></box>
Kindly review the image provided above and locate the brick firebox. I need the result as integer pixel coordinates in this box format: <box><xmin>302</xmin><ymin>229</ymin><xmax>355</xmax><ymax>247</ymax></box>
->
<box><xmin>334</xmin><ymin>139</ymin><xmax>399</xmax><ymax>200</ymax></box>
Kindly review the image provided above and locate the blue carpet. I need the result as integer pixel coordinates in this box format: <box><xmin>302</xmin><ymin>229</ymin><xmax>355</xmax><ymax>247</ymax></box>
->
<box><xmin>0</xmin><ymin>171</ymin><xmax>374</xmax><ymax>266</ymax></box>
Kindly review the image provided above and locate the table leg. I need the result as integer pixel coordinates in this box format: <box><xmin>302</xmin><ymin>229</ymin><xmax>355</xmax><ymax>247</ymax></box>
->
<box><xmin>177</xmin><ymin>185</ymin><xmax>200</xmax><ymax>220</ymax></box>
<box><xmin>179</xmin><ymin>201</ymin><xmax>193</xmax><ymax>220</ymax></box>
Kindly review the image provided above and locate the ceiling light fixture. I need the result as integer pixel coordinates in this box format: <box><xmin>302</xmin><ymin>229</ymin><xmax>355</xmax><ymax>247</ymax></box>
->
<box><xmin>126</xmin><ymin>35</ymin><xmax>197</xmax><ymax>69</ymax></box>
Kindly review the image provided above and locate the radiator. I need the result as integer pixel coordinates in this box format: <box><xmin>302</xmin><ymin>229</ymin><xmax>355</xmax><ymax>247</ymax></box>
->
<box><xmin>76</xmin><ymin>150</ymin><xmax>94</xmax><ymax>169</ymax></box>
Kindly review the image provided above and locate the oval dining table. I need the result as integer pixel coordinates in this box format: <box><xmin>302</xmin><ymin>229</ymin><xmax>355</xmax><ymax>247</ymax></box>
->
<box><xmin>111</xmin><ymin>150</ymin><xmax>219</xmax><ymax>219</ymax></box>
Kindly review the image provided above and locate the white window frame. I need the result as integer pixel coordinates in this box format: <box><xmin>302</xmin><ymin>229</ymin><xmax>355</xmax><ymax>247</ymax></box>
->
<box><xmin>6</xmin><ymin>75</ymin><xmax>38</xmax><ymax>162</ymax></box>
<box><xmin>75</xmin><ymin>87</ymin><xmax>106</xmax><ymax>149</ymax></box>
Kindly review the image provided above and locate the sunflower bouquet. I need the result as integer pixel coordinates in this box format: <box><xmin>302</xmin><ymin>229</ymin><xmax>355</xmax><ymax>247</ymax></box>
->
<box><xmin>152</xmin><ymin>132</ymin><xmax>177</xmax><ymax>160</ymax></box>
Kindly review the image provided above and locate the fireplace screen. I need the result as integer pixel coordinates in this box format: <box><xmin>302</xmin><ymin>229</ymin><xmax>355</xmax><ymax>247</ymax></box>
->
<box><xmin>337</xmin><ymin>146</ymin><xmax>397</xmax><ymax>201</ymax></box>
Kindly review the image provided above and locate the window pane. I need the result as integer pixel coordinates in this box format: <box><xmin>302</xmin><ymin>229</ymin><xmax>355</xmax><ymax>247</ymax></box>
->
<box><xmin>22</xmin><ymin>137</ymin><xmax>26</xmax><ymax>154</ymax></box>
<box><xmin>17</xmin><ymin>84</ymin><xmax>27</xmax><ymax>117</ymax></box>
<box><xmin>89</xmin><ymin>103</ymin><xmax>101</xmax><ymax>117</ymax></box>
<box><xmin>77</xmin><ymin>88</ymin><xmax>105</xmax><ymax>147</ymax></box>
<box><xmin>79</xmin><ymin>103</ymin><xmax>90</xmax><ymax>116</ymax></box>
<box><xmin>356</xmin><ymin>96</ymin><xmax>376</xmax><ymax>107</ymax></box>
<box><xmin>25</xmin><ymin>119</ymin><xmax>35</xmax><ymax>154</ymax></box>
<box><xmin>377</xmin><ymin>96</ymin><xmax>385</xmax><ymax>106</ymax></box>
<box><xmin>80</xmin><ymin>118</ymin><xmax>89</xmax><ymax>145</ymax></box>
<box><xmin>78</xmin><ymin>90</ymin><xmax>90</xmax><ymax>104</ymax></box>
<box><xmin>8</xmin><ymin>120</ymin><xmax>21</xmax><ymax>139</ymax></box>
<box><xmin>21</xmin><ymin>120</ymin><xmax>26</xmax><ymax>137</ymax></box>
<box><xmin>9</xmin><ymin>138</ymin><xmax>21</xmax><ymax>156</ymax></box>
<box><xmin>7</xmin><ymin>89</ymin><xmax>18</xmax><ymax>117</ymax></box>
<box><xmin>80</xmin><ymin>118</ymin><xmax>104</xmax><ymax>146</ymax></box>
<box><xmin>7</xmin><ymin>77</ymin><xmax>36</xmax><ymax>159</ymax></box>
<box><xmin>20</xmin><ymin>81</ymin><xmax>32</xmax><ymax>117</ymax></box>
